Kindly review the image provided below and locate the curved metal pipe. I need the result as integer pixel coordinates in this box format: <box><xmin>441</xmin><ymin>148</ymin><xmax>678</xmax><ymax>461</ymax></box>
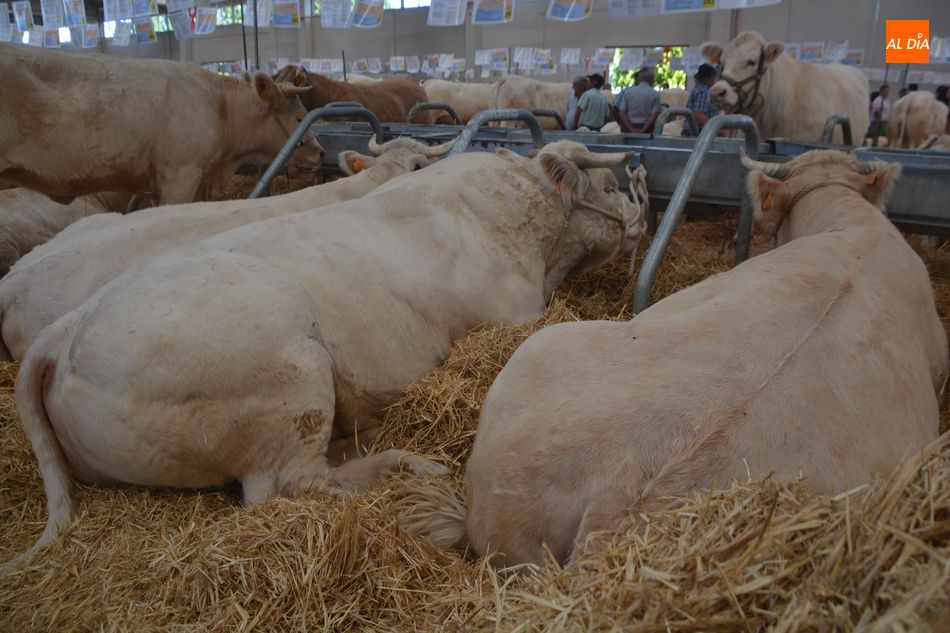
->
<box><xmin>652</xmin><ymin>108</ymin><xmax>700</xmax><ymax>137</ymax></box>
<box><xmin>407</xmin><ymin>102</ymin><xmax>463</xmax><ymax>125</ymax></box>
<box><xmin>633</xmin><ymin>114</ymin><xmax>760</xmax><ymax>313</ymax></box>
<box><xmin>249</xmin><ymin>105</ymin><xmax>384</xmax><ymax>199</ymax></box>
<box><xmin>325</xmin><ymin>101</ymin><xmax>365</xmax><ymax>108</ymax></box>
<box><xmin>529</xmin><ymin>109</ymin><xmax>566</xmax><ymax>130</ymax></box>
<box><xmin>448</xmin><ymin>109</ymin><xmax>546</xmax><ymax>155</ymax></box>
<box><xmin>821</xmin><ymin>114</ymin><xmax>854</xmax><ymax>146</ymax></box>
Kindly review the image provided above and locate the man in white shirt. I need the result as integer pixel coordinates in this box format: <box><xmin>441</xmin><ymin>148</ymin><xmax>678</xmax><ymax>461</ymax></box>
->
<box><xmin>870</xmin><ymin>84</ymin><xmax>891</xmax><ymax>137</ymax></box>
<box><xmin>566</xmin><ymin>76</ymin><xmax>587</xmax><ymax>131</ymax></box>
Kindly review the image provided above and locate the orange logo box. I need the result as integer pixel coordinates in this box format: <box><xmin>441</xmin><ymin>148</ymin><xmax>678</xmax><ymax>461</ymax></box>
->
<box><xmin>886</xmin><ymin>20</ymin><xmax>930</xmax><ymax>64</ymax></box>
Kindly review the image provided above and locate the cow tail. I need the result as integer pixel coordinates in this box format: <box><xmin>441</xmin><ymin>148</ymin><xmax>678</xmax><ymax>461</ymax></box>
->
<box><xmin>0</xmin><ymin>311</ymin><xmax>11</xmax><ymax>362</ymax></box>
<box><xmin>393</xmin><ymin>476</ymin><xmax>469</xmax><ymax>551</ymax></box>
<box><xmin>1</xmin><ymin>332</ymin><xmax>73</xmax><ymax>573</ymax></box>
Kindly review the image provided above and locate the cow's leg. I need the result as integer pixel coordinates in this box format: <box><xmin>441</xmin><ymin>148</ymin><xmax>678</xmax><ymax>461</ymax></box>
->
<box><xmin>325</xmin><ymin>449</ymin><xmax>449</xmax><ymax>495</ymax></box>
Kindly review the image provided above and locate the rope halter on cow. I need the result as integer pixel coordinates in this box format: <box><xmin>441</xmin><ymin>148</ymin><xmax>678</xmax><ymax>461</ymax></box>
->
<box><xmin>718</xmin><ymin>48</ymin><xmax>767</xmax><ymax>116</ymax></box>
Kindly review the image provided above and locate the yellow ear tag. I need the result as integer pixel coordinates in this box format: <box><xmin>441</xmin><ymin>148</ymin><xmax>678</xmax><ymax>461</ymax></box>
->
<box><xmin>762</xmin><ymin>191</ymin><xmax>773</xmax><ymax>210</ymax></box>
<box><xmin>352</xmin><ymin>159</ymin><xmax>366</xmax><ymax>172</ymax></box>
<box><xmin>866</xmin><ymin>173</ymin><xmax>879</xmax><ymax>186</ymax></box>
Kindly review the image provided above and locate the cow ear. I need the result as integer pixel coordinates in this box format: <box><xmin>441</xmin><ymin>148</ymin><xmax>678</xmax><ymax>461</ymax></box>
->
<box><xmin>859</xmin><ymin>162</ymin><xmax>901</xmax><ymax>210</ymax></box>
<box><xmin>339</xmin><ymin>151</ymin><xmax>375</xmax><ymax>175</ymax></box>
<box><xmin>700</xmin><ymin>42</ymin><xmax>723</xmax><ymax>65</ymax></box>
<box><xmin>764</xmin><ymin>41</ymin><xmax>784</xmax><ymax>64</ymax></box>
<box><xmin>746</xmin><ymin>171</ymin><xmax>787</xmax><ymax>235</ymax></box>
<box><xmin>538</xmin><ymin>153</ymin><xmax>581</xmax><ymax>198</ymax></box>
<box><xmin>278</xmin><ymin>82</ymin><xmax>310</xmax><ymax>97</ymax></box>
<box><xmin>254</xmin><ymin>72</ymin><xmax>286</xmax><ymax>106</ymax></box>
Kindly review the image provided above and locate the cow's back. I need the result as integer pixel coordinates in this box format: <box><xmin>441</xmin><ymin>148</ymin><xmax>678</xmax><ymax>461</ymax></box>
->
<box><xmin>889</xmin><ymin>92</ymin><xmax>949</xmax><ymax>148</ymax></box>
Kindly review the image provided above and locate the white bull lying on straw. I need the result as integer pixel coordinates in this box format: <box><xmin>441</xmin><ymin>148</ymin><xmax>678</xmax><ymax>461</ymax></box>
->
<box><xmin>7</xmin><ymin>141</ymin><xmax>647</xmax><ymax>569</ymax></box>
<box><xmin>407</xmin><ymin>149</ymin><xmax>947</xmax><ymax>567</ymax></box>
<box><xmin>0</xmin><ymin>136</ymin><xmax>456</xmax><ymax>361</ymax></box>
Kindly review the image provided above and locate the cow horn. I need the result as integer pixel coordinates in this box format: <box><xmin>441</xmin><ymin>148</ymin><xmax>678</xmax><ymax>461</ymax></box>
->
<box><xmin>278</xmin><ymin>82</ymin><xmax>310</xmax><ymax>96</ymax></box>
<box><xmin>857</xmin><ymin>159</ymin><xmax>889</xmax><ymax>174</ymax></box>
<box><xmin>739</xmin><ymin>151</ymin><xmax>792</xmax><ymax>178</ymax></box>
<box><xmin>419</xmin><ymin>136</ymin><xmax>459</xmax><ymax>157</ymax></box>
<box><xmin>573</xmin><ymin>150</ymin><xmax>638</xmax><ymax>169</ymax></box>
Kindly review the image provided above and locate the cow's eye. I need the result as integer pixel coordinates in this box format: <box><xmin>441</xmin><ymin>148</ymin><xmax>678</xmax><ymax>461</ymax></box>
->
<box><xmin>604</xmin><ymin>186</ymin><xmax>616</xmax><ymax>194</ymax></box>
<box><xmin>746</xmin><ymin>60</ymin><xmax>756</xmax><ymax>66</ymax></box>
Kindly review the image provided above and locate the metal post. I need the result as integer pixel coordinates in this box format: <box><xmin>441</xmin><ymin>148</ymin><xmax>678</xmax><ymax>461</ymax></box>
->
<box><xmin>252</xmin><ymin>0</ymin><xmax>260</xmax><ymax>72</ymax></box>
<box><xmin>632</xmin><ymin>114</ymin><xmax>760</xmax><ymax>313</ymax></box>
<box><xmin>342</xmin><ymin>50</ymin><xmax>348</xmax><ymax>81</ymax></box>
<box><xmin>448</xmin><ymin>109</ymin><xmax>546</xmax><ymax>155</ymax></box>
<box><xmin>240</xmin><ymin>3</ymin><xmax>249</xmax><ymax>73</ymax></box>
<box><xmin>821</xmin><ymin>114</ymin><xmax>853</xmax><ymax>146</ymax></box>
<box><xmin>653</xmin><ymin>108</ymin><xmax>699</xmax><ymax>137</ymax></box>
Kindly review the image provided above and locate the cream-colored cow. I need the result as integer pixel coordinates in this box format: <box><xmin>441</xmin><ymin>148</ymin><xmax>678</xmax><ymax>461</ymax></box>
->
<box><xmin>420</xmin><ymin>79</ymin><xmax>495</xmax><ymax>123</ymax></box>
<box><xmin>7</xmin><ymin>142</ymin><xmax>643</xmax><ymax>568</ymax></box>
<box><xmin>888</xmin><ymin>92</ymin><xmax>950</xmax><ymax>149</ymax></box>
<box><xmin>0</xmin><ymin>137</ymin><xmax>456</xmax><ymax>360</ymax></box>
<box><xmin>408</xmin><ymin>150</ymin><xmax>947</xmax><ymax>567</ymax></box>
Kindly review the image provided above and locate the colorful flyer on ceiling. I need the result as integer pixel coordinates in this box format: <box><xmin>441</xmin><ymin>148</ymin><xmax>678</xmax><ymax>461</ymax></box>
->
<box><xmin>661</xmin><ymin>0</ymin><xmax>716</xmax><ymax>12</ymax></box>
<box><xmin>592</xmin><ymin>47</ymin><xmax>615</xmax><ymax>67</ymax></box>
<box><xmin>40</xmin><ymin>0</ymin><xmax>64</xmax><ymax>29</ymax></box>
<box><xmin>167</xmin><ymin>0</ymin><xmax>193</xmax><ymax>12</ymax></box>
<box><xmin>320</xmin><ymin>0</ymin><xmax>350</xmax><ymax>28</ymax></box>
<box><xmin>63</xmin><ymin>0</ymin><xmax>87</xmax><ymax>26</ymax></box>
<box><xmin>134</xmin><ymin>17</ymin><xmax>156</xmax><ymax>42</ymax></box>
<box><xmin>104</xmin><ymin>0</ymin><xmax>132</xmax><ymax>22</ymax></box>
<box><xmin>244</xmin><ymin>0</ymin><xmax>273</xmax><ymax>27</ymax></box>
<box><xmin>12</xmin><ymin>1</ymin><xmax>33</xmax><ymax>32</ymax></box>
<box><xmin>112</xmin><ymin>20</ymin><xmax>132</xmax><ymax>45</ymax></box>
<box><xmin>131</xmin><ymin>0</ymin><xmax>157</xmax><ymax>18</ymax></box>
<box><xmin>798</xmin><ymin>41</ymin><xmax>823</xmax><ymax>62</ymax></box>
<box><xmin>350</xmin><ymin>0</ymin><xmax>383</xmax><ymax>28</ymax></box>
<box><xmin>405</xmin><ymin>55</ymin><xmax>420</xmax><ymax>73</ymax></box>
<box><xmin>607</xmin><ymin>0</ymin><xmax>660</xmax><ymax>17</ymax></box>
<box><xmin>427</xmin><ymin>0</ymin><xmax>465</xmax><ymax>27</ymax></box>
<box><xmin>472</xmin><ymin>0</ymin><xmax>513</xmax><ymax>25</ymax></box>
<box><xmin>546</xmin><ymin>0</ymin><xmax>591</xmax><ymax>22</ymax></box>
<box><xmin>272</xmin><ymin>0</ymin><xmax>300</xmax><ymax>27</ymax></box>
<box><xmin>389</xmin><ymin>56</ymin><xmax>405</xmax><ymax>71</ymax></box>
<box><xmin>82</xmin><ymin>22</ymin><xmax>99</xmax><ymax>47</ymax></box>
<box><xmin>168</xmin><ymin>9</ymin><xmax>194</xmax><ymax>39</ymax></box>
<box><xmin>488</xmin><ymin>48</ymin><xmax>509</xmax><ymax>70</ymax></box>
<box><xmin>560</xmin><ymin>47</ymin><xmax>580</xmax><ymax>65</ymax></box>
<box><xmin>195</xmin><ymin>7</ymin><xmax>217</xmax><ymax>33</ymax></box>
<box><xmin>42</xmin><ymin>27</ymin><xmax>59</xmax><ymax>47</ymax></box>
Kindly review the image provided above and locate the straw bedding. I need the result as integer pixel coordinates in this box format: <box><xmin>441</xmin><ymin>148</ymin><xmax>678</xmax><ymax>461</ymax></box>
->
<box><xmin>1</xmin><ymin>216</ymin><xmax>948</xmax><ymax>631</ymax></box>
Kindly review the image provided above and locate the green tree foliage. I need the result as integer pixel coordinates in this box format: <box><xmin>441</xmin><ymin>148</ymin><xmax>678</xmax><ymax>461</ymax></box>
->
<box><xmin>610</xmin><ymin>47</ymin><xmax>686</xmax><ymax>91</ymax></box>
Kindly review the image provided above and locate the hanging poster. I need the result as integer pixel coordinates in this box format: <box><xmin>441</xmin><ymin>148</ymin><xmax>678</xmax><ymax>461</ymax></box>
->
<box><xmin>560</xmin><ymin>47</ymin><xmax>580</xmax><ymax>65</ymax></box>
<box><xmin>167</xmin><ymin>0</ymin><xmax>192</xmax><ymax>11</ymax></box>
<box><xmin>617</xmin><ymin>48</ymin><xmax>642</xmax><ymax>71</ymax></box>
<box><xmin>40</xmin><ymin>0</ymin><xmax>64</xmax><ymax>28</ymax></box>
<box><xmin>451</xmin><ymin>58</ymin><xmax>465</xmax><ymax>72</ymax></box>
<box><xmin>464</xmin><ymin>68</ymin><xmax>474</xmax><ymax>80</ymax></box>
<box><xmin>104</xmin><ymin>0</ymin><xmax>132</xmax><ymax>22</ymax></box>
<box><xmin>474</xmin><ymin>49</ymin><xmax>490</xmax><ymax>66</ymax></box>
<box><xmin>168</xmin><ymin>10</ymin><xmax>194</xmax><ymax>39</ymax></box>
<box><xmin>244</xmin><ymin>0</ymin><xmax>273</xmax><ymax>26</ymax></box>
<box><xmin>798</xmin><ymin>41</ymin><xmax>823</xmax><ymax>62</ymax></box>
<box><xmin>195</xmin><ymin>7</ymin><xmax>216</xmax><ymax>33</ymax></box>
<box><xmin>27</xmin><ymin>25</ymin><xmax>42</xmax><ymax>45</ymax></box>
<box><xmin>931</xmin><ymin>37</ymin><xmax>950</xmax><ymax>63</ymax></box>
<box><xmin>472</xmin><ymin>0</ymin><xmax>513</xmax><ymax>25</ymax></box>
<box><xmin>591</xmin><ymin>47</ymin><xmax>615</xmax><ymax>67</ymax></box>
<box><xmin>42</xmin><ymin>27</ymin><xmax>59</xmax><ymax>47</ymax></box>
<box><xmin>12</xmin><ymin>1</ymin><xmax>33</xmax><ymax>32</ymax></box>
<box><xmin>783</xmin><ymin>42</ymin><xmax>799</xmax><ymax>59</ymax></box>
<box><xmin>349</xmin><ymin>0</ymin><xmax>382</xmax><ymax>28</ymax></box>
<box><xmin>823</xmin><ymin>40</ymin><xmax>848</xmax><ymax>63</ymax></box>
<box><xmin>546</xmin><ymin>0</ymin><xmax>591</xmax><ymax>22</ymax></box>
<box><xmin>427</xmin><ymin>0</ymin><xmax>465</xmax><ymax>27</ymax></box>
<box><xmin>352</xmin><ymin>58</ymin><xmax>369</xmax><ymax>73</ymax></box>
<box><xmin>131</xmin><ymin>0</ymin><xmax>158</xmax><ymax>18</ymax></box>
<box><xmin>0</xmin><ymin>4</ymin><xmax>11</xmax><ymax>43</ymax></box>
<box><xmin>533</xmin><ymin>48</ymin><xmax>555</xmax><ymax>74</ymax></box>
<box><xmin>367</xmin><ymin>57</ymin><xmax>382</xmax><ymax>73</ymax></box>
<box><xmin>112</xmin><ymin>20</ymin><xmax>132</xmax><ymax>45</ymax></box>
<box><xmin>513</xmin><ymin>47</ymin><xmax>532</xmax><ymax>68</ymax></box>
<box><xmin>438</xmin><ymin>53</ymin><xmax>454</xmax><ymax>71</ymax></box>
<box><xmin>389</xmin><ymin>56</ymin><xmax>405</xmax><ymax>71</ymax></box>
<box><xmin>719</xmin><ymin>0</ymin><xmax>780</xmax><ymax>7</ymax></box>
<box><xmin>82</xmin><ymin>21</ymin><xmax>98</xmax><ymax>47</ymax></box>
<box><xmin>405</xmin><ymin>55</ymin><xmax>420</xmax><ymax>73</ymax></box>
<box><xmin>488</xmin><ymin>47</ymin><xmax>509</xmax><ymax>70</ymax></box>
<box><xmin>608</xmin><ymin>0</ymin><xmax>660</xmax><ymax>17</ymax></box>
<box><xmin>272</xmin><ymin>0</ymin><xmax>300</xmax><ymax>27</ymax></box>
<box><xmin>841</xmin><ymin>48</ymin><xmax>863</xmax><ymax>66</ymax></box>
<box><xmin>134</xmin><ymin>16</ymin><xmax>156</xmax><ymax>42</ymax></box>
<box><xmin>63</xmin><ymin>0</ymin><xmax>86</xmax><ymax>27</ymax></box>
<box><xmin>320</xmin><ymin>0</ymin><xmax>350</xmax><ymax>28</ymax></box>
<box><xmin>661</xmin><ymin>0</ymin><xmax>716</xmax><ymax>13</ymax></box>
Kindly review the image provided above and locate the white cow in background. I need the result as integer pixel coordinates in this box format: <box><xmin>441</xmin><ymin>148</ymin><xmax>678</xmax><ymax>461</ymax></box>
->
<box><xmin>420</xmin><ymin>79</ymin><xmax>495</xmax><ymax>123</ymax></box>
<box><xmin>0</xmin><ymin>137</ymin><xmax>457</xmax><ymax>361</ymax></box>
<box><xmin>702</xmin><ymin>31</ymin><xmax>868</xmax><ymax>144</ymax></box>
<box><xmin>491</xmin><ymin>76</ymin><xmax>573</xmax><ymax>129</ymax></box>
<box><xmin>887</xmin><ymin>92</ymin><xmax>949</xmax><ymax>149</ymax></box>
<box><xmin>8</xmin><ymin>142</ymin><xmax>642</xmax><ymax>569</ymax></box>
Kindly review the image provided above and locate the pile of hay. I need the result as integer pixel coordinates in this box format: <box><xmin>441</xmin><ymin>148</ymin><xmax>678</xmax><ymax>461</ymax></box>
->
<box><xmin>1</xmin><ymin>217</ymin><xmax>947</xmax><ymax>631</ymax></box>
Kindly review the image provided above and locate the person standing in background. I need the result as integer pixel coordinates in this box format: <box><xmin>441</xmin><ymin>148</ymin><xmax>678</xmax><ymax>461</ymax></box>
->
<box><xmin>682</xmin><ymin>63</ymin><xmax>720</xmax><ymax>135</ymax></box>
<box><xmin>574</xmin><ymin>76</ymin><xmax>611</xmax><ymax>131</ymax></box>
<box><xmin>566</xmin><ymin>76</ymin><xmax>588</xmax><ymax>131</ymax></box>
<box><xmin>870</xmin><ymin>84</ymin><xmax>891</xmax><ymax>138</ymax></box>
<box><xmin>615</xmin><ymin>66</ymin><xmax>661</xmax><ymax>134</ymax></box>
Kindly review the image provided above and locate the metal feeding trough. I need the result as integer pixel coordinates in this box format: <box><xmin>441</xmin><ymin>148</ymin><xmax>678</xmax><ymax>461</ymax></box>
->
<box><xmin>254</xmin><ymin>105</ymin><xmax>950</xmax><ymax>311</ymax></box>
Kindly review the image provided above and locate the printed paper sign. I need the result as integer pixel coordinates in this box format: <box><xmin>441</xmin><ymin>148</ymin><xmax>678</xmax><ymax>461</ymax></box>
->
<box><xmin>131</xmin><ymin>0</ymin><xmax>158</xmax><ymax>18</ymax></box>
<box><xmin>841</xmin><ymin>48</ymin><xmax>863</xmax><ymax>66</ymax></box>
<box><xmin>28</xmin><ymin>25</ymin><xmax>43</xmax><ymax>45</ymax></box>
<box><xmin>273</xmin><ymin>0</ymin><xmax>299</xmax><ymax>27</ymax></box>
<box><xmin>43</xmin><ymin>27</ymin><xmax>59</xmax><ymax>47</ymax></box>
<box><xmin>451</xmin><ymin>58</ymin><xmax>465</xmax><ymax>72</ymax></box>
<box><xmin>63</xmin><ymin>0</ymin><xmax>86</xmax><ymax>27</ymax></box>
<box><xmin>12</xmin><ymin>1</ymin><xmax>32</xmax><ymax>32</ymax></box>
<box><xmin>783</xmin><ymin>42</ymin><xmax>800</xmax><ymax>59</ymax></box>
<box><xmin>168</xmin><ymin>10</ymin><xmax>194</xmax><ymax>39</ymax></box>
<box><xmin>244</xmin><ymin>0</ymin><xmax>273</xmax><ymax>27</ymax></box>
<box><xmin>40</xmin><ymin>0</ymin><xmax>64</xmax><ymax>29</ymax></box>
<box><xmin>82</xmin><ymin>22</ymin><xmax>98</xmax><ymax>47</ymax></box>
<box><xmin>389</xmin><ymin>56</ymin><xmax>405</xmax><ymax>71</ymax></box>
<box><xmin>438</xmin><ymin>53</ymin><xmax>454</xmax><ymax>71</ymax></box>
<box><xmin>718</xmin><ymin>0</ymin><xmax>779</xmax><ymax>6</ymax></box>
<box><xmin>134</xmin><ymin>17</ymin><xmax>156</xmax><ymax>42</ymax></box>
<box><xmin>546</xmin><ymin>0</ymin><xmax>591</xmax><ymax>21</ymax></box>
<box><xmin>644</xmin><ymin>48</ymin><xmax>664</xmax><ymax>65</ymax></box>
<box><xmin>661</xmin><ymin>0</ymin><xmax>716</xmax><ymax>12</ymax></box>
<box><xmin>885</xmin><ymin>19</ymin><xmax>929</xmax><ymax>65</ymax></box>
<box><xmin>350</xmin><ymin>0</ymin><xmax>383</xmax><ymax>28</ymax></box>
<box><xmin>560</xmin><ymin>47</ymin><xmax>580</xmax><ymax>65</ymax></box>
<box><xmin>112</xmin><ymin>20</ymin><xmax>132</xmax><ymax>45</ymax></box>
<box><xmin>464</xmin><ymin>69</ymin><xmax>474</xmax><ymax>80</ymax></box>
<box><xmin>472</xmin><ymin>0</ymin><xmax>513</xmax><ymax>25</ymax></box>
<box><xmin>427</xmin><ymin>0</ymin><xmax>465</xmax><ymax>27</ymax></box>
<box><xmin>474</xmin><ymin>49</ymin><xmax>491</xmax><ymax>66</ymax></box>
<box><xmin>592</xmin><ymin>47</ymin><xmax>615</xmax><ymax>67</ymax></box>
<box><xmin>798</xmin><ymin>41</ymin><xmax>824</xmax><ymax>62</ymax></box>
<box><xmin>406</xmin><ymin>55</ymin><xmax>421</xmax><ymax>73</ymax></box>
<box><xmin>533</xmin><ymin>48</ymin><xmax>555</xmax><ymax>74</ymax></box>
<box><xmin>618</xmin><ymin>48</ymin><xmax>643</xmax><ymax>70</ymax></box>
<box><xmin>320</xmin><ymin>0</ymin><xmax>350</xmax><ymax>28</ymax></box>
<box><xmin>513</xmin><ymin>47</ymin><xmax>532</xmax><ymax>67</ymax></box>
<box><xmin>608</xmin><ymin>0</ymin><xmax>660</xmax><ymax>16</ymax></box>
<box><xmin>0</xmin><ymin>5</ymin><xmax>11</xmax><ymax>44</ymax></box>
<box><xmin>104</xmin><ymin>0</ymin><xmax>132</xmax><ymax>22</ymax></box>
<box><xmin>167</xmin><ymin>0</ymin><xmax>192</xmax><ymax>12</ymax></box>
<box><xmin>367</xmin><ymin>57</ymin><xmax>382</xmax><ymax>73</ymax></box>
<box><xmin>488</xmin><ymin>48</ymin><xmax>509</xmax><ymax>70</ymax></box>
<box><xmin>195</xmin><ymin>7</ymin><xmax>217</xmax><ymax>33</ymax></box>
<box><xmin>823</xmin><ymin>40</ymin><xmax>848</xmax><ymax>63</ymax></box>
<box><xmin>931</xmin><ymin>37</ymin><xmax>950</xmax><ymax>63</ymax></box>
